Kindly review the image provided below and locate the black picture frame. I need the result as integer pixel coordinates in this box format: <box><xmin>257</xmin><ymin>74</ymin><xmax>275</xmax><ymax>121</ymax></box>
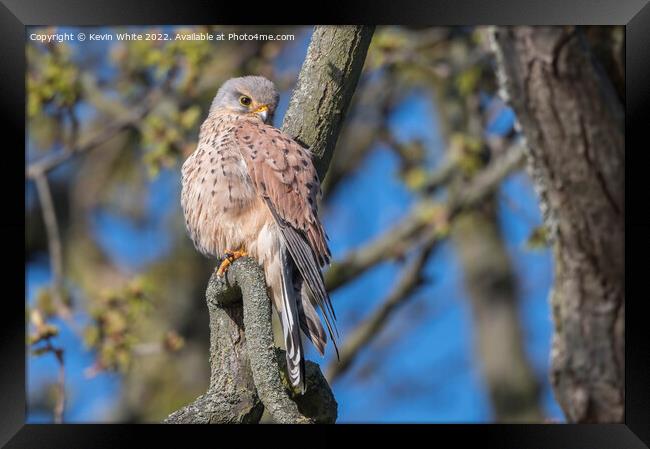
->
<box><xmin>4</xmin><ymin>0</ymin><xmax>648</xmax><ymax>447</ymax></box>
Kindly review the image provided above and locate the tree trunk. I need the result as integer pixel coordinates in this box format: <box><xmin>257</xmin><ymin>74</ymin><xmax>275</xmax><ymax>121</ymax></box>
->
<box><xmin>491</xmin><ymin>26</ymin><xmax>624</xmax><ymax>423</ymax></box>
<box><xmin>451</xmin><ymin>201</ymin><xmax>543</xmax><ymax>422</ymax></box>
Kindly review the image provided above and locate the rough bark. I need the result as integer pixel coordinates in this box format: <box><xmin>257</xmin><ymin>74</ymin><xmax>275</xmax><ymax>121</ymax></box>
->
<box><xmin>163</xmin><ymin>262</ymin><xmax>263</xmax><ymax>424</ymax></box>
<box><xmin>282</xmin><ymin>25</ymin><xmax>375</xmax><ymax>178</ymax></box>
<box><xmin>165</xmin><ymin>25</ymin><xmax>374</xmax><ymax>424</ymax></box>
<box><xmin>491</xmin><ymin>26</ymin><xmax>624</xmax><ymax>422</ymax></box>
<box><xmin>164</xmin><ymin>258</ymin><xmax>337</xmax><ymax>424</ymax></box>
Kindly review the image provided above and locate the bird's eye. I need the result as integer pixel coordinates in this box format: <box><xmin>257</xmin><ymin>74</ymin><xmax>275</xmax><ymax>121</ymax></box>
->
<box><xmin>239</xmin><ymin>96</ymin><xmax>252</xmax><ymax>106</ymax></box>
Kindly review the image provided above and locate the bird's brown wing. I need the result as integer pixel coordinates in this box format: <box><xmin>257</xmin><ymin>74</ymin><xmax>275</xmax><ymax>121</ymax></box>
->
<box><xmin>233</xmin><ymin>119</ymin><xmax>330</xmax><ymax>266</ymax></box>
<box><xmin>232</xmin><ymin>119</ymin><xmax>338</xmax><ymax>348</ymax></box>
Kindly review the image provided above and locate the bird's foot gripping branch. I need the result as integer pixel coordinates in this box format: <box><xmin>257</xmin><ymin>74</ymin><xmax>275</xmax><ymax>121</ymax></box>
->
<box><xmin>163</xmin><ymin>257</ymin><xmax>337</xmax><ymax>424</ymax></box>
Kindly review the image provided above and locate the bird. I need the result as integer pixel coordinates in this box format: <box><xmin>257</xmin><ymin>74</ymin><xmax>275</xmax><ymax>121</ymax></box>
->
<box><xmin>180</xmin><ymin>76</ymin><xmax>338</xmax><ymax>393</ymax></box>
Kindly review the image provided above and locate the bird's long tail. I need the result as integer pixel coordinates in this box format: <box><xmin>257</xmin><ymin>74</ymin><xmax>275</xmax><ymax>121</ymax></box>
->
<box><xmin>264</xmin><ymin>198</ymin><xmax>339</xmax><ymax>360</ymax></box>
<box><xmin>279</xmin><ymin>247</ymin><xmax>306</xmax><ymax>393</ymax></box>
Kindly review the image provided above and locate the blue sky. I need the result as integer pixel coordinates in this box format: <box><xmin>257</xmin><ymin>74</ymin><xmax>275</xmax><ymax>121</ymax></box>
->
<box><xmin>26</xmin><ymin>25</ymin><xmax>563</xmax><ymax>423</ymax></box>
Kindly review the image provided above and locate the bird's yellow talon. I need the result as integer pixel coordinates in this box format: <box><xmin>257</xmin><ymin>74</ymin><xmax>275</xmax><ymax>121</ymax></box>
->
<box><xmin>216</xmin><ymin>259</ymin><xmax>231</xmax><ymax>277</ymax></box>
<box><xmin>216</xmin><ymin>249</ymin><xmax>247</xmax><ymax>277</ymax></box>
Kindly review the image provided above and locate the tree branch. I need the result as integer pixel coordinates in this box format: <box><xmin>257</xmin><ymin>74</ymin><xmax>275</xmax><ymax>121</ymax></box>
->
<box><xmin>322</xmin><ymin>144</ymin><xmax>525</xmax><ymax>382</ymax></box>
<box><xmin>26</xmin><ymin>76</ymin><xmax>170</xmax><ymax>180</ymax></box>
<box><xmin>282</xmin><ymin>25</ymin><xmax>375</xmax><ymax>178</ymax></box>
<box><xmin>327</xmin><ymin>230</ymin><xmax>439</xmax><ymax>382</ymax></box>
<box><xmin>238</xmin><ymin>258</ymin><xmax>335</xmax><ymax>423</ymax></box>
<box><xmin>451</xmin><ymin>174</ymin><xmax>543</xmax><ymax>422</ymax></box>
<box><xmin>164</xmin><ymin>258</ymin><xmax>336</xmax><ymax>424</ymax></box>
<box><xmin>44</xmin><ymin>338</ymin><xmax>66</xmax><ymax>424</ymax></box>
<box><xmin>33</xmin><ymin>173</ymin><xmax>68</xmax><ymax>318</ymax></box>
<box><xmin>162</xmin><ymin>261</ymin><xmax>261</xmax><ymax>424</ymax></box>
<box><xmin>325</xmin><ymin>142</ymin><xmax>525</xmax><ymax>293</ymax></box>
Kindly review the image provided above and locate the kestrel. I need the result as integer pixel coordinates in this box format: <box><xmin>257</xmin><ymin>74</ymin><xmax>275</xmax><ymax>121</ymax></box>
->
<box><xmin>181</xmin><ymin>76</ymin><xmax>338</xmax><ymax>393</ymax></box>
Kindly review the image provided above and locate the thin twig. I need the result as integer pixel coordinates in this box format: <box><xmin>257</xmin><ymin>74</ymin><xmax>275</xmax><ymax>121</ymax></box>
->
<box><xmin>450</xmin><ymin>142</ymin><xmax>525</xmax><ymax>211</ymax></box>
<box><xmin>327</xmin><ymin>230</ymin><xmax>439</xmax><ymax>382</ymax></box>
<box><xmin>26</xmin><ymin>72</ymin><xmax>175</xmax><ymax>180</ymax></box>
<box><xmin>26</xmin><ymin>97</ymin><xmax>154</xmax><ymax>180</ymax></box>
<box><xmin>33</xmin><ymin>173</ymin><xmax>69</xmax><ymax>318</ymax></box>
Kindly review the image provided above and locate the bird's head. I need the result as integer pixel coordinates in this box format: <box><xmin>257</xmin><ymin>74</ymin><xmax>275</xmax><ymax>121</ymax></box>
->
<box><xmin>209</xmin><ymin>76</ymin><xmax>279</xmax><ymax>124</ymax></box>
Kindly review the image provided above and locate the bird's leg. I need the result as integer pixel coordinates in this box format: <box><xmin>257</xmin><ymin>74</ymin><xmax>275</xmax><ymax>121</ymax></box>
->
<box><xmin>216</xmin><ymin>249</ymin><xmax>248</xmax><ymax>277</ymax></box>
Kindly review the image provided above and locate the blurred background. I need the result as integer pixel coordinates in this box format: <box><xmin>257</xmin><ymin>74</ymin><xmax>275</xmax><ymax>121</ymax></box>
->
<box><xmin>25</xmin><ymin>25</ymin><xmax>566</xmax><ymax>423</ymax></box>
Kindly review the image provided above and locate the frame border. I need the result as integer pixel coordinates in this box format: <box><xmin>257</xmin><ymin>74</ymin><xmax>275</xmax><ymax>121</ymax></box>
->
<box><xmin>5</xmin><ymin>0</ymin><xmax>648</xmax><ymax>447</ymax></box>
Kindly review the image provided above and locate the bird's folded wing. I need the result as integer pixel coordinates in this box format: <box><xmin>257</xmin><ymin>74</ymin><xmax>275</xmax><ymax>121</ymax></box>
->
<box><xmin>232</xmin><ymin>119</ymin><xmax>331</xmax><ymax>266</ymax></box>
<box><xmin>231</xmin><ymin>119</ymin><xmax>338</xmax><ymax>349</ymax></box>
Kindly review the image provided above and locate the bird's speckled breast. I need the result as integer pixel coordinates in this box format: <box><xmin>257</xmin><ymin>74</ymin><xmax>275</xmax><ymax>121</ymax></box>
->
<box><xmin>180</xmin><ymin>112</ymin><xmax>267</xmax><ymax>259</ymax></box>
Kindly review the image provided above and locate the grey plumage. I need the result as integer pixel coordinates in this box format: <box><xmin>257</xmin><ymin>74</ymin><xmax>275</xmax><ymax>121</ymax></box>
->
<box><xmin>209</xmin><ymin>76</ymin><xmax>279</xmax><ymax>124</ymax></box>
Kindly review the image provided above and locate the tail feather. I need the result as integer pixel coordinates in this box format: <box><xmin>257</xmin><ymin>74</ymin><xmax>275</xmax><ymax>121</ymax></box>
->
<box><xmin>279</xmin><ymin>247</ymin><xmax>306</xmax><ymax>393</ymax></box>
<box><xmin>295</xmin><ymin>275</ymin><xmax>327</xmax><ymax>356</ymax></box>
<box><xmin>264</xmin><ymin>198</ymin><xmax>339</xmax><ymax>356</ymax></box>
<box><xmin>280</xmin><ymin>226</ymin><xmax>340</xmax><ymax>358</ymax></box>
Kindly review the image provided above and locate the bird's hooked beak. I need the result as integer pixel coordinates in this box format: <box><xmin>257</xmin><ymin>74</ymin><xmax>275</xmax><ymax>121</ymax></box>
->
<box><xmin>252</xmin><ymin>104</ymin><xmax>269</xmax><ymax>122</ymax></box>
